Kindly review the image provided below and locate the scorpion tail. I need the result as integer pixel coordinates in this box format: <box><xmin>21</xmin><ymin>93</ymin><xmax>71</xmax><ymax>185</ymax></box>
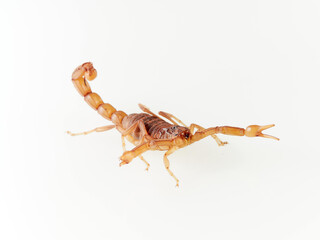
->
<box><xmin>71</xmin><ymin>62</ymin><xmax>127</xmax><ymax>125</ymax></box>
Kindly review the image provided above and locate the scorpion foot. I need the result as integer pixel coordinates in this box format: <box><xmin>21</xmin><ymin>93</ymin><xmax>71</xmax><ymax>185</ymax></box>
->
<box><xmin>219</xmin><ymin>141</ymin><xmax>228</xmax><ymax>146</ymax></box>
<box><xmin>175</xmin><ymin>180</ymin><xmax>180</xmax><ymax>187</ymax></box>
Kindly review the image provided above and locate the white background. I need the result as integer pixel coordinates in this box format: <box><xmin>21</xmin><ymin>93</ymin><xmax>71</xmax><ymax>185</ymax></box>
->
<box><xmin>1</xmin><ymin>0</ymin><xmax>320</xmax><ymax>239</ymax></box>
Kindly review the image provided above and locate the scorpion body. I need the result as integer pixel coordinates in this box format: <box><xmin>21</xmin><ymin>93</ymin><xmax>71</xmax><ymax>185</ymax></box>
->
<box><xmin>68</xmin><ymin>62</ymin><xmax>279</xmax><ymax>186</ymax></box>
<box><xmin>123</xmin><ymin>113</ymin><xmax>190</xmax><ymax>141</ymax></box>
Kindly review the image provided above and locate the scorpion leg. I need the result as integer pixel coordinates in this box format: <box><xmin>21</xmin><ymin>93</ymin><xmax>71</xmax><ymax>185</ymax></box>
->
<box><xmin>163</xmin><ymin>147</ymin><xmax>180</xmax><ymax>187</ymax></box>
<box><xmin>190</xmin><ymin>124</ymin><xmax>279</xmax><ymax>144</ymax></box>
<box><xmin>121</xmin><ymin>135</ymin><xmax>126</xmax><ymax>152</ymax></box>
<box><xmin>121</xmin><ymin>120</ymin><xmax>148</xmax><ymax>139</ymax></box>
<box><xmin>120</xmin><ymin>140</ymin><xmax>181</xmax><ymax>185</ymax></box>
<box><xmin>121</xmin><ymin>135</ymin><xmax>150</xmax><ymax>170</ymax></box>
<box><xmin>138</xmin><ymin>103</ymin><xmax>161</xmax><ymax>118</ymax></box>
<box><xmin>189</xmin><ymin>124</ymin><xmax>228</xmax><ymax>146</ymax></box>
<box><xmin>139</xmin><ymin>155</ymin><xmax>150</xmax><ymax>171</ymax></box>
<box><xmin>120</xmin><ymin>139</ymin><xmax>174</xmax><ymax>166</ymax></box>
<box><xmin>158</xmin><ymin>111</ymin><xmax>185</xmax><ymax>127</ymax></box>
<box><xmin>119</xmin><ymin>120</ymin><xmax>154</xmax><ymax>143</ymax></box>
<box><xmin>120</xmin><ymin>142</ymin><xmax>151</xmax><ymax>166</ymax></box>
<box><xmin>66</xmin><ymin>125</ymin><xmax>115</xmax><ymax>136</ymax></box>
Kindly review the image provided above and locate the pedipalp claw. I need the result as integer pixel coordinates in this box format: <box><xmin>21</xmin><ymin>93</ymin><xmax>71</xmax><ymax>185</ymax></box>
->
<box><xmin>245</xmin><ymin>124</ymin><xmax>279</xmax><ymax>141</ymax></box>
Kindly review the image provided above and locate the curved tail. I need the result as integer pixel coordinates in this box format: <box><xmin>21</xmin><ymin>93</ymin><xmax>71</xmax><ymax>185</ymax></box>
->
<box><xmin>72</xmin><ymin>62</ymin><xmax>127</xmax><ymax>125</ymax></box>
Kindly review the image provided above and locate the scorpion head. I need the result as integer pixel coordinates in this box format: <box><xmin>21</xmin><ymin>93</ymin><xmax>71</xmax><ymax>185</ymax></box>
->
<box><xmin>166</xmin><ymin>126</ymin><xmax>191</xmax><ymax>144</ymax></box>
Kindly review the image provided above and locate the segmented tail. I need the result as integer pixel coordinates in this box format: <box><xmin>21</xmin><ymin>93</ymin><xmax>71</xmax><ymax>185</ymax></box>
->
<box><xmin>71</xmin><ymin>62</ymin><xmax>127</xmax><ymax>125</ymax></box>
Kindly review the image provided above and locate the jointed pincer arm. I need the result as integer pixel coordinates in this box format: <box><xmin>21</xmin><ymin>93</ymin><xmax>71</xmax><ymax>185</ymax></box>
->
<box><xmin>191</xmin><ymin>124</ymin><xmax>279</xmax><ymax>144</ymax></box>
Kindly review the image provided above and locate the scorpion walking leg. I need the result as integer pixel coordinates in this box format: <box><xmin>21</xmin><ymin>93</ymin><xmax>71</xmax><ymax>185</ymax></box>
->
<box><xmin>121</xmin><ymin>135</ymin><xmax>126</xmax><ymax>152</ymax></box>
<box><xmin>120</xmin><ymin>120</ymin><xmax>154</xmax><ymax>143</ymax></box>
<box><xmin>139</xmin><ymin>155</ymin><xmax>150</xmax><ymax>171</ymax></box>
<box><xmin>189</xmin><ymin>124</ymin><xmax>228</xmax><ymax>146</ymax></box>
<box><xmin>67</xmin><ymin>125</ymin><xmax>115</xmax><ymax>136</ymax></box>
<box><xmin>139</xmin><ymin>105</ymin><xmax>186</xmax><ymax>129</ymax></box>
<box><xmin>163</xmin><ymin>147</ymin><xmax>180</xmax><ymax>187</ymax></box>
<box><xmin>138</xmin><ymin>103</ymin><xmax>161</xmax><ymax>118</ymax></box>
<box><xmin>158</xmin><ymin>111</ymin><xmax>186</xmax><ymax>127</ymax></box>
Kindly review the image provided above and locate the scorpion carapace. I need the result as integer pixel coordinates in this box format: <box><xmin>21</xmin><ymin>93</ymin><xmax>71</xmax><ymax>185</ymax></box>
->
<box><xmin>68</xmin><ymin>62</ymin><xmax>279</xmax><ymax>186</ymax></box>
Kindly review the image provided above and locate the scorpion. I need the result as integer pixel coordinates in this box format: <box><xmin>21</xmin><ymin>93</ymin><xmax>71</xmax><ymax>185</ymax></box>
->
<box><xmin>67</xmin><ymin>62</ymin><xmax>279</xmax><ymax>186</ymax></box>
